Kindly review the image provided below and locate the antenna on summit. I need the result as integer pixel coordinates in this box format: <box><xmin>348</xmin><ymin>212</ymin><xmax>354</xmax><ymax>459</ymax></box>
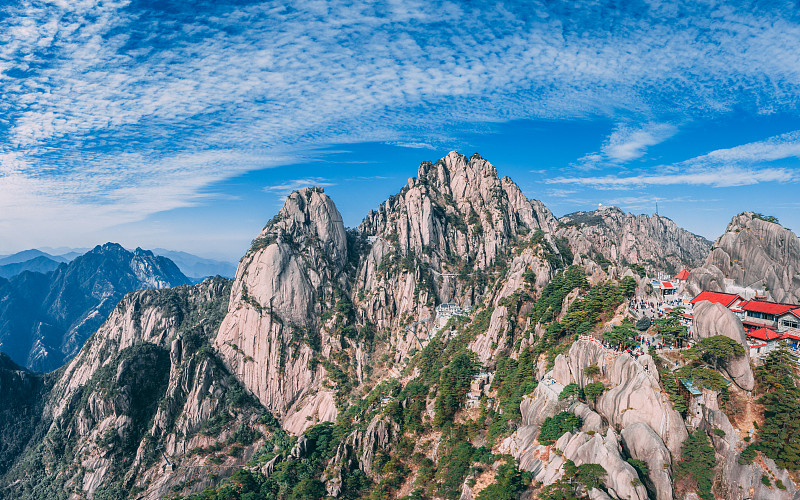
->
<box><xmin>655</xmin><ymin>202</ymin><xmax>659</xmax><ymax>216</ymax></box>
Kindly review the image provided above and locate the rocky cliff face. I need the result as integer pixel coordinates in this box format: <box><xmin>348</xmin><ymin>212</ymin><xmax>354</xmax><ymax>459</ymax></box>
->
<box><xmin>556</xmin><ymin>207</ymin><xmax>711</xmax><ymax>275</ymax></box>
<box><xmin>355</xmin><ymin>152</ymin><xmax>559</xmax><ymax>329</ymax></box>
<box><xmin>692</xmin><ymin>301</ymin><xmax>755</xmax><ymax>391</ymax></box>
<box><xmin>0</xmin><ymin>243</ymin><xmax>190</xmax><ymax>372</ymax></box>
<box><xmin>0</xmin><ymin>255</ymin><xmax>62</xmax><ymax>278</ymax></box>
<box><xmin>3</xmin><ymin>152</ymin><xmax>799</xmax><ymax>500</ymax></box>
<box><xmin>504</xmin><ymin>340</ymin><xmax>686</xmax><ymax>500</ymax></box>
<box><xmin>215</xmin><ymin>187</ymin><xmax>349</xmax><ymax>434</ymax></box>
<box><xmin>1</xmin><ymin>278</ymin><xmax>276</xmax><ymax>500</ymax></box>
<box><xmin>688</xmin><ymin>212</ymin><xmax>800</xmax><ymax>303</ymax></box>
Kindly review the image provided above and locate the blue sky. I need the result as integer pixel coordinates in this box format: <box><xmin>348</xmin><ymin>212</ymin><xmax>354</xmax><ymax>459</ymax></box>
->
<box><xmin>1</xmin><ymin>0</ymin><xmax>800</xmax><ymax>261</ymax></box>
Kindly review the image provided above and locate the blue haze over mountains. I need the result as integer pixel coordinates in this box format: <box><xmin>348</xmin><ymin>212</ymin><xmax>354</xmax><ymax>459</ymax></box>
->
<box><xmin>0</xmin><ymin>243</ymin><xmax>194</xmax><ymax>372</ymax></box>
<box><xmin>0</xmin><ymin>247</ymin><xmax>237</xmax><ymax>281</ymax></box>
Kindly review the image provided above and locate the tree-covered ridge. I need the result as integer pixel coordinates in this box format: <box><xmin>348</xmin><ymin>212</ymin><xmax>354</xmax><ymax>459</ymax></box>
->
<box><xmin>0</xmin><ymin>278</ymin><xmax>285</xmax><ymax>500</ymax></box>
<box><xmin>169</xmin><ymin>261</ymin><xmax>643</xmax><ymax>500</ymax></box>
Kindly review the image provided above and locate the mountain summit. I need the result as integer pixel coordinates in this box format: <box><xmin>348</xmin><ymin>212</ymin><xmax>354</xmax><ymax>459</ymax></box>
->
<box><xmin>0</xmin><ymin>243</ymin><xmax>190</xmax><ymax>371</ymax></box>
<box><xmin>2</xmin><ymin>152</ymin><xmax>785</xmax><ymax>500</ymax></box>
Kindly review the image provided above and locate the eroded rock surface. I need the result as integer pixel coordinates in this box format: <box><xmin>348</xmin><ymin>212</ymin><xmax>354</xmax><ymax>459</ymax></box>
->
<box><xmin>688</xmin><ymin>212</ymin><xmax>800</xmax><ymax>303</ymax></box>
<box><xmin>692</xmin><ymin>300</ymin><xmax>755</xmax><ymax>391</ymax></box>
<box><xmin>215</xmin><ymin>187</ymin><xmax>346</xmax><ymax>431</ymax></box>
<box><xmin>621</xmin><ymin>422</ymin><xmax>673</xmax><ymax>500</ymax></box>
<box><xmin>556</xmin><ymin>207</ymin><xmax>710</xmax><ymax>275</ymax></box>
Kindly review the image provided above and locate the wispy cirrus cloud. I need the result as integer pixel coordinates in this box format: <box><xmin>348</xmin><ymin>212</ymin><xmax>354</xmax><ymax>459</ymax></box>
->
<box><xmin>602</xmin><ymin>123</ymin><xmax>678</xmax><ymax>163</ymax></box>
<box><xmin>575</xmin><ymin>123</ymin><xmax>677</xmax><ymax>169</ymax></box>
<box><xmin>264</xmin><ymin>177</ymin><xmax>336</xmax><ymax>197</ymax></box>
<box><xmin>551</xmin><ymin>130</ymin><xmax>800</xmax><ymax>188</ymax></box>
<box><xmin>550</xmin><ymin>167</ymin><xmax>795</xmax><ymax>189</ymax></box>
<box><xmin>4</xmin><ymin>0</ymin><xmax>800</xmax><ymax>247</ymax></box>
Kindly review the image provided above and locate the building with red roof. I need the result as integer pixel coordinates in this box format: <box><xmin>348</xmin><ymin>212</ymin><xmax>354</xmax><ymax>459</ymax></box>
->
<box><xmin>740</xmin><ymin>300</ymin><xmax>799</xmax><ymax>329</ymax></box>
<box><xmin>776</xmin><ymin>308</ymin><xmax>800</xmax><ymax>332</ymax></box>
<box><xmin>745</xmin><ymin>327</ymin><xmax>787</xmax><ymax>357</ymax></box>
<box><xmin>689</xmin><ymin>291</ymin><xmax>744</xmax><ymax>309</ymax></box>
<box><xmin>674</xmin><ymin>269</ymin><xmax>689</xmax><ymax>281</ymax></box>
<box><xmin>747</xmin><ymin>327</ymin><xmax>785</xmax><ymax>342</ymax></box>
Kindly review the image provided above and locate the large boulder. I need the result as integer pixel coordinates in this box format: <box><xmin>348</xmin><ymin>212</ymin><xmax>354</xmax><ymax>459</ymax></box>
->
<box><xmin>552</xmin><ymin>339</ymin><xmax>610</xmax><ymax>388</ymax></box>
<box><xmin>597</xmin><ymin>353</ymin><xmax>688</xmax><ymax>456</ymax></box>
<box><xmin>620</xmin><ymin>422</ymin><xmax>673</xmax><ymax>500</ymax></box>
<box><xmin>571</xmin><ymin>402</ymin><xmax>605</xmax><ymax>434</ymax></box>
<box><xmin>557</xmin><ymin>429</ymin><xmax>648</xmax><ymax>500</ymax></box>
<box><xmin>692</xmin><ymin>300</ymin><xmax>755</xmax><ymax>391</ymax></box>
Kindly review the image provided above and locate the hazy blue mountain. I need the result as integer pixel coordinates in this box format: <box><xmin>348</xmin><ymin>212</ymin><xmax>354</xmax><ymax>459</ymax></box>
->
<box><xmin>54</xmin><ymin>251</ymin><xmax>84</xmax><ymax>261</ymax></box>
<box><xmin>0</xmin><ymin>256</ymin><xmax>63</xmax><ymax>279</ymax></box>
<box><xmin>0</xmin><ymin>243</ymin><xmax>190</xmax><ymax>372</ymax></box>
<box><xmin>152</xmin><ymin>248</ymin><xmax>237</xmax><ymax>279</ymax></box>
<box><xmin>0</xmin><ymin>250</ymin><xmax>68</xmax><ymax>266</ymax></box>
<box><xmin>38</xmin><ymin>246</ymin><xmax>90</xmax><ymax>258</ymax></box>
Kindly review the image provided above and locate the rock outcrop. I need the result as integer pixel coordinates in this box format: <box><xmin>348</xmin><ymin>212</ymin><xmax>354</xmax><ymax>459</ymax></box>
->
<box><xmin>688</xmin><ymin>212</ymin><xmax>800</xmax><ymax>303</ymax></box>
<box><xmin>557</xmin><ymin>430</ymin><xmax>648</xmax><ymax>500</ymax></box>
<box><xmin>0</xmin><ymin>243</ymin><xmax>190</xmax><ymax>372</ymax></box>
<box><xmin>1</xmin><ymin>278</ymin><xmax>274</xmax><ymax>500</ymax></box>
<box><xmin>700</xmin><ymin>392</ymin><xmax>798</xmax><ymax>499</ymax></box>
<box><xmin>620</xmin><ymin>422</ymin><xmax>673</xmax><ymax>500</ymax></box>
<box><xmin>556</xmin><ymin>207</ymin><xmax>711</xmax><ymax>275</ymax></box>
<box><xmin>691</xmin><ymin>300</ymin><xmax>755</xmax><ymax>391</ymax></box>
<box><xmin>551</xmin><ymin>340</ymin><xmax>687</xmax><ymax>457</ymax></box>
<box><xmin>596</xmin><ymin>352</ymin><xmax>687</xmax><ymax>457</ymax></box>
<box><xmin>355</xmin><ymin>152</ymin><xmax>560</xmax><ymax>336</ymax></box>
<box><xmin>215</xmin><ymin>188</ymin><xmax>347</xmax><ymax>433</ymax></box>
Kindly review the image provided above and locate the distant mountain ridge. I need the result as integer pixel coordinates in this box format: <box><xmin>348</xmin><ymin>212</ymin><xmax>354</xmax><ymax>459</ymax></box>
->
<box><xmin>0</xmin><ymin>243</ymin><xmax>190</xmax><ymax>372</ymax></box>
<box><xmin>0</xmin><ymin>249</ymin><xmax>69</xmax><ymax>266</ymax></box>
<box><xmin>0</xmin><ymin>256</ymin><xmax>62</xmax><ymax>279</ymax></box>
<box><xmin>556</xmin><ymin>206</ymin><xmax>711</xmax><ymax>276</ymax></box>
<box><xmin>152</xmin><ymin>248</ymin><xmax>237</xmax><ymax>279</ymax></box>
<box><xmin>0</xmin><ymin>247</ymin><xmax>235</xmax><ymax>281</ymax></box>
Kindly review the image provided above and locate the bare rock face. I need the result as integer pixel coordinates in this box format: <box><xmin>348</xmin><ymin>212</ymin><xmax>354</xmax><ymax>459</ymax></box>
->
<box><xmin>692</xmin><ymin>301</ymin><xmax>755</xmax><ymax>391</ymax></box>
<box><xmin>552</xmin><ymin>339</ymin><xmax>685</xmax><ymax>472</ymax></box>
<box><xmin>556</xmin><ymin>207</ymin><xmax>711</xmax><ymax>275</ymax></box>
<box><xmin>508</xmin><ymin>428</ymin><xmax>648</xmax><ymax>499</ymax></box>
<box><xmin>700</xmin><ymin>402</ymin><xmax>798</xmax><ymax>499</ymax></box>
<box><xmin>215</xmin><ymin>187</ymin><xmax>347</xmax><ymax>431</ymax></box>
<box><xmin>499</xmin><ymin>377</ymin><xmax>566</xmax><ymax>472</ymax></box>
<box><xmin>355</xmin><ymin>151</ymin><xmax>560</xmax><ymax>336</ymax></box>
<box><xmin>470</xmin><ymin>246</ymin><xmax>557</xmax><ymax>364</ymax></box>
<box><xmin>688</xmin><ymin>212</ymin><xmax>800</xmax><ymax>303</ymax></box>
<box><xmin>521</xmin><ymin>375</ymin><xmax>564</xmax><ymax>429</ymax></box>
<box><xmin>620</xmin><ymin>422</ymin><xmax>673</xmax><ymax>500</ymax></box>
<box><xmin>595</xmin><ymin>350</ymin><xmax>688</xmax><ymax>457</ymax></box>
<box><xmin>556</xmin><ymin>429</ymin><xmax>648</xmax><ymax>500</ymax></box>
<box><xmin>570</xmin><ymin>402</ymin><xmax>605</xmax><ymax>434</ymax></box>
<box><xmin>552</xmin><ymin>339</ymin><xmax>610</xmax><ymax>388</ymax></box>
<box><xmin>356</xmin><ymin>415</ymin><xmax>400</xmax><ymax>479</ymax></box>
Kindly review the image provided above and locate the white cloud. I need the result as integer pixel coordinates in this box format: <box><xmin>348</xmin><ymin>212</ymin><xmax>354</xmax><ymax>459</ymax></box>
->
<box><xmin>3</xmin><ymin>0</ymin><xmax>800</xmax><ymax>246</ymax></box>
<box><xmin>602</xmin><ymin>123</ymin><xmax>677</xmax><ymax>162</ymax></box>
<box><xmin>264</xmin><ymin>177</ymin><xmax>336</xmax><ymax>197</ymax></box>
<box><xmin>575</xmin><ymin>123</ymin><xmax>677</xmax><ymax>168</ymax></box>
<box><xmin>550</xmin><ymin>167</ymin><xmax>795</xmax><ymax>188</ymax></box>
<box><xmin>390</xmin><ymin>142</ymin><xmax>437</xmax><ymax>150</ymax></box>
<box><xmin>551</xmin><ymin>130</ymin><xmax>800</xmax><ymax>189</ymax></box>
<box><xmin>545</xmin><ymin>188</ymin><xmax>578</xmax><ymax>197</ymax></box>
